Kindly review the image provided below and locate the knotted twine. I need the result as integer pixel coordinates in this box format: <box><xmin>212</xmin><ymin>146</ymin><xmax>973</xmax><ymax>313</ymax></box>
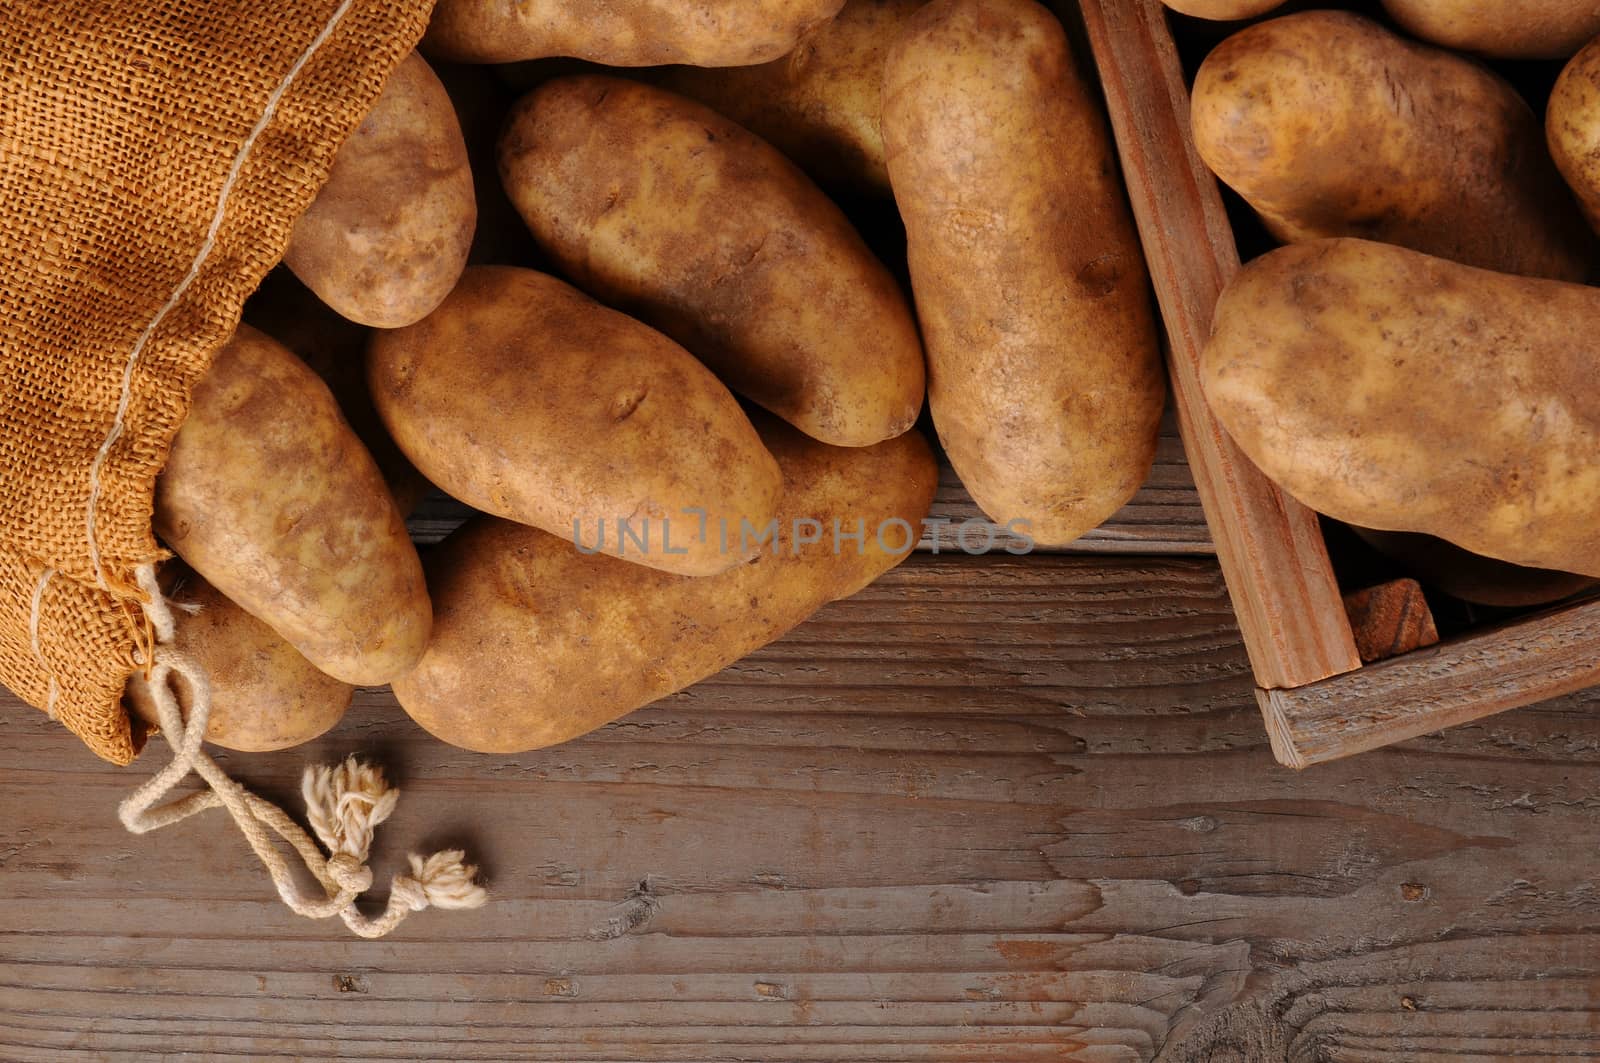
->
<box><xmin>119</xmin><ymin>564</ymin><xmax>487</xmax><ymax>937</ymax></box>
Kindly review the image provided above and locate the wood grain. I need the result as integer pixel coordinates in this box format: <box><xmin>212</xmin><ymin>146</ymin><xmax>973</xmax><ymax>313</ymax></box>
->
<box><xmin>407</xmin><ymin>414</ymin><xmax>1212</xmax><ymax>557</ymax></box>
<box><xmin>1262</xmin><ymin>593</ymin><xmax>1600</xmax><ymax>769</ymax></box>
<box><xmin>1076</xmin><ymin>0</ymin><xmax>1360</xmax><ymax>690</ymax></box>
<box><xmin>6</xmin><ymin>554</ymin><xmax>1600</xmax><ymax>1060</ymax></box>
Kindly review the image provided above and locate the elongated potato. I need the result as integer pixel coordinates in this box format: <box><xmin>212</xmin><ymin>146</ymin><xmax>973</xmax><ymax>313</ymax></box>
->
<box><xmin>1161</xmin><ymin>0</ymin><xmax>1284</xmax><ymax>19</ymax></box>
<box><xmin>1192</xmin><ymin>11</ymin><xmax>1592</xmax><ymax>282</ymax></box>
<box><xmin>1203</xmin><ymin>239</ymin><xmax>1600</xmax><ymax>579</ymax></box>
<box><xmin>1550</xmin><ymin>37</ymin><xmax>1600</xmax><ymax>236</ymax></box>
<box><xmin>156</xmin><ymin>325</ymin><xmax>431</xmax><ymax>685</ymax></box>
<box><xmin>423</xmin><ymin>0</ymin><xmax>846</xmax><ymax>67</ymax></box>
<box><xmin>369</xmin><ymin>266</ymin><xmax>783</xmax><ymax>577</ymax></box>
<box><xmin>1351</xmin><ymin>528</ymin><xmax>1598</xmax><ymax>609</ymax></box>
<box><xmin>882</xmin><ymin>0</ymin><xmax>1163</xmax><ymax>546</ymax></box>
<box><xmin>285</xmin><ymin>52</ymin><xmax>475</xmax><ymax>328</ymax></box>
<box><xmin>499</xmin><ymin>75</ymin><xmax>924</xmax><ymax>447</ymax></box>
<box><xmin>1381</xmin><ymin>0</ymin><xmax>1600</xmax><ymax>61</ymax></box>
<box><xmin>393</xmin><ymin>419</ymin><xmax>937</xmax><ymax>752</ymax></box>
<box><xmin>125</xmin><ymin>568</ymin><xmax>353</xmax><ymax>752</ymax></box>
<box><xmin>244</xmin><ymin>270</ymin><xmax>431</xmax><ymax>515</ymax></box>
<box><xmin>653</xmin><ymin>0</ymin><xmax>926</xmax><ymax>196</ymax></box>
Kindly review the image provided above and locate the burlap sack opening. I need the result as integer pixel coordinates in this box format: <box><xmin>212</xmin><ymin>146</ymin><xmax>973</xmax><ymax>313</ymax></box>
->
<box><xmin>0</xmin><ymin>0</ymin><xmax>436</xmax><ymax>764</ymax></box>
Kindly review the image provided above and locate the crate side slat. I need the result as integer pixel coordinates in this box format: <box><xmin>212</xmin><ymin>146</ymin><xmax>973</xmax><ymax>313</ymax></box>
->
<box><xmin>1076</xmin><ymin>0</ymin><xmax>1361</xmax><ymax>690</ymax></box>
<box><xmin>1261</xmin><ymin>596</ymin><xmax>1600</xmax><ymax>768</ymax></box>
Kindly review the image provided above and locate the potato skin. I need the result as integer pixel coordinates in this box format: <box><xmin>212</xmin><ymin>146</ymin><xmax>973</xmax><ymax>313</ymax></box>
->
<box><xmin>285</xmin><ymin>52</ymin><xmax>475</xmax><ymax>328</ymax></box>
<box><xmin>1160</xmin><ymin>0</ymin><xmax>1284</xmax><ymax>19</ymax></box>
<box><xmin>368</xmin><ymin>266</ymin><xmax>783</xmax><ymax>577</ymax></box>
<box><xmin>1202</xmin><ymin>238</ymin><xmax>1600</xmax><ymax>579</ymax></box>
<box><xmin>125</xmin><ymin>569</ymin><xmax>353</xmax><ymax>752</ymax></box>
<box><xmin>423</xmin><ymin>0</ymin><xmax>846</xmax><ymax>66</ymax></box>
<box><xmin>1351</xmin><ymin>528</ymin><xmax>1598</xmax><ymax>609</ymax></box>
<box><xmin>881</xmin><ymin>0</ymin><xmax>1163</xmax><ymax>546</ymax></box>
<box><xmin>1550</xmin><ymin>37</ymin><xmax>1600</xmax><ymax>236</ymax></box>
<box><xmin>244</xmin><ymin>269</ymin><xmax>431</xmax><ymax>516</ymax></box>
<box><xmin>392</xmin><ymin>419</ymin><xmax>938</xmax><ymax>753</ymax></box>
<box><xmin>653</xmin><ymin>0</ymin><xmax>927</xmax><ymax>196</ymax></box>
<box><xmin>1381</xmin><ymin>0</ymin><xmax>1600</xmax><ymax>61</ymax></box>
<box><xmin>498</xmin><ymin>75</ymin><xmax>924</xmax><ymax>448</ymax></box>
<box><xmin>1192</xmin><ymin>11</ymin><xmax>1592</xmax><ymax>283</ymax></box>
<box><xmin>155</xmin><ymin>325</ymin><xmax>432</xmax><ymax>685</ymax></box>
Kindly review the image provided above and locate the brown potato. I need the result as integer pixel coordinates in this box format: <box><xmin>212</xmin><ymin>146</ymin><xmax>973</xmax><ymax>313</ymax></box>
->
<box><xmin>1381</xmin><ymin>0</ymin><xmax>1600</xmax><ymax>61</ymax></box>
<box><xmin>652</xmin><ymin>0</ymin><xmax>927</xmax><ymax>196</ymax></box>
<box><xmin>1202</xmin><ymin>238</ymin><xmax>1600</xmax><ymax>579</ymax></box>
<box><xmin>1160</xmin><ymin>0</ymin><xmax>1285</xmax><ymax>19</ymax></box>
<box><xmin>156</xmin><ymin>325</ymin><xmax>432</xmax><ymax>685</ymax></box>
<box><xmin>1351</xmin><ymin>528</ymin><xmax>1598</xmax><ymax>610</ymax></box>
<box><xmin>1550</xmin><ymin>37</ymin><xmax>1600</xmax><ymax>236</ymax></box>
<box><xmin>125</xmin><ymin>568</ymin><xmax>353</xmax><ymax>752</ymax></box>
<box><xmin>1192</xmin><ymin>11</ymin><xmax>1592</xmax><ymax>282</ymax></box>
<box><xmin>392</xmin><ymin>418</ymin><xmax>938</xmax><ymax>753</ymax></box>
<box><xmin>423</xmin><ymin>0</ymin><xmax>846</xmax><ymax>67</ymax></box>
<box><xmin>285</xmin><ymin>52</ymin><xmax>475</xmax><ymax>328</ymax></box>
<box><xmin>368</xmin><ymin>266</ymin><xmax>783</xmax><ymax>577</ymax></box>
<box><xmin>882</xmin><ymin>0</ymin><xmax>1163</xmax><ymax>546</ymax></box>
<box><xmin>244</xmin><ymin>269</ymin><xmax>431</xmax><ymax>515</ymax></box>
<box><xmin>498</xmin><ymin>75</ymin><xmax>925</xmax><ymax>448</ymax></box>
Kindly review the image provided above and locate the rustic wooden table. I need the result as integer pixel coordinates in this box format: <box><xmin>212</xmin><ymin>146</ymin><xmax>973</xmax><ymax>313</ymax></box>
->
<box><xmin>4</xmin><ymin>425</ymin><xmax>1598</xmax><ymax>1061</ymax></box>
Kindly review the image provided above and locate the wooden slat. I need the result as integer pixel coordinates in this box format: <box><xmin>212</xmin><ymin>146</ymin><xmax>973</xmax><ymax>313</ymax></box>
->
<box><xmin>1075</xmin><ymin>0</ymin><xmax>1360</xmax><ymax>689</ymax></box>
<box><xmin>409</xmin><ymin>413</ymin><xmax>1213</xmax><ymax>556</ymax></box>
<box><xmin>1261</xmin><ymin>595</ymin><xmax>1600</xmax><ymax>768</ymax></box>
<box><xmin>8</xmin><ymin>554</ymin><xmax>1600</xmax><ymax>1059</ymax></box>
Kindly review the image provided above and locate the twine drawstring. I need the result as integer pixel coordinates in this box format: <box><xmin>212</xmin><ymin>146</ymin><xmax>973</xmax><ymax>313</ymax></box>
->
<box><xmin>119</xmin><ymin>563</ymin><xmax>486</xmax><ymax>938</ymax></box>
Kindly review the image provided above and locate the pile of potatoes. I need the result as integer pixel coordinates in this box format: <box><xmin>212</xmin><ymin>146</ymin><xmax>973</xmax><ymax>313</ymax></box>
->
<box><xmin>1163</xmin><ymin>0</ymin><xmax>1600</xmax><ymax>609</ymax></box>
<box><xmin>128</xmin><ymin>0</ymin><xmax>1166</xmax><ymax>754</ymax></box>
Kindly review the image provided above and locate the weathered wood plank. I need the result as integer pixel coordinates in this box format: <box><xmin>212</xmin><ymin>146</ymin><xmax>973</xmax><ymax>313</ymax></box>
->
<box><xmin>4</xmin><ymin>554</ymin><xmax>1600</xmax><ymax>1060</ymax></box>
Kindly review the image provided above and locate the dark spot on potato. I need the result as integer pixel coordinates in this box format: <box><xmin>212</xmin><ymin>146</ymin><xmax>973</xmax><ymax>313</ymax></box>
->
<box><xmin>1075</xmin><ymin>255</ymin><xmax>1121</xmax><ymax>298</ymax></box>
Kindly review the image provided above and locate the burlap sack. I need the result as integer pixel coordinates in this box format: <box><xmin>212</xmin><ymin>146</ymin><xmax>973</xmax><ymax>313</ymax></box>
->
<box><xmin>0</xmin><ymin>0</ymin><xmax>434</xmax><ymax>764</ymax></box>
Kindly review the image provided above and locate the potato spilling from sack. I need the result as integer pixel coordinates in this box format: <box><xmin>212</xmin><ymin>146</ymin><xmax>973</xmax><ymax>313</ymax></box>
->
<box><xmin>284</xmin><ymin>52</ymin><xmax>475</xmax><ymax>328</ymax></box>
<box><xmin>392</xmin><ymin>420</ymin><xmax>938</xmax><ymax>753</ymax></box>
<box><xmin>1202</xmin><ymin>239</ymin><xmax>1600</xmax><ymax>579</ymax></box>
<box><xmin>498</xmin><ymin>75</ymin><xmax>925</xmax><ymax>448</ymax></box>
<box><xmin>125</xmin><ymin>569</ymin><xmax>353</xmax><ymax>752</ymax></box>
<box><xmin>369</xmin><ymin>266</ymin><xmax>783</xmax><ymax>577</ymax></box>
<box><xmin>155</xmin><ymin>325</ymin><xmax>432</xmax><ymax>686</ymax></box>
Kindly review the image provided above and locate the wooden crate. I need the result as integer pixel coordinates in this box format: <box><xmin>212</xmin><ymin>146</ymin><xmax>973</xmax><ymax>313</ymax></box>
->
<box><xmin>1077</xmin><ymin>0</ymin><xmax>1600</xmax><ymax>769</ymax></box>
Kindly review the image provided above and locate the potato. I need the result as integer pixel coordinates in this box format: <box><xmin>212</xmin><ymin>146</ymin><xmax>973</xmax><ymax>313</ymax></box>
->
<box><xmin>423</xmin><ymin>0</ymin><xmax>846</xmax><ymax>67</ymax></box>
<box><xmin>1550</xmin><ymin>37</ymin><xmax>1600</xmax><ymax>237</ymax></box>
<box><xmin>1351</xmin><ymin>528</ymin><xmax>1598</xmax><ymax>610</ymax></box>
<box><xmin>1160</xmin><ymin>0</ymin><xmax>1285</xmax><ymax>19</ymax></box>
<box><xmin>285</xmin><ymin>52</ymin><xmax>474</xmax><ymax>328</ymax></box>
<box><xmin>882</xmin><ymin>0</ymin><xmax>1163</xmax><ymax>546</ymax></box>
<box><xmin>1381</xmin><ymin>0</ymin><xmax>1600</xmax><ymax>61</ymax></box>
<box><xmin>156</xmin><ymin>325</ymin><xmax>432</xmax><ymax>685</ymax></box>
<box><xmin>392</xmin><ymin>418</ymin><xmax>937</xmax><ymax>752</ymax></box>
<box><xmin>368</xmin><ymin>266</ymin><xmax>783</xmax><ymax>577</ymax></box>
<box><xmin>652</xmin><ymin>0</ymin><xmax>927</xmax><ymax>196</ymax></box>
<box><xmin>1203</xmin><ymin>238</ymin><xmax>1600</xmax><ymax>579</ymax></box>
<box><xmin>244</xmin><ymin>269</ymin><xmax>431</xmax><ymax>515</ymax></box>
<box><xmin>125</xmin><ymin>568</ymin><xmax>353</xmax><ymax>752</ymax></box>
<box><xmin>499</xmin><ymin>76</ymin><xmax>924</xmax><ymax>448</ymax></box>
<box><xmin>1191</xmin><ymin>11</ymin><xmax>1592</xmax><ymax>283</ymax></box>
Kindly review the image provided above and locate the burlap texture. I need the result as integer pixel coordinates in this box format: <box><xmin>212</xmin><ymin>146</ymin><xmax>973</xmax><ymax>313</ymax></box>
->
<box><xmin>0</xmin><ymin>0</ymin><xmax>435</xmax><ymax>764</ymax></box>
